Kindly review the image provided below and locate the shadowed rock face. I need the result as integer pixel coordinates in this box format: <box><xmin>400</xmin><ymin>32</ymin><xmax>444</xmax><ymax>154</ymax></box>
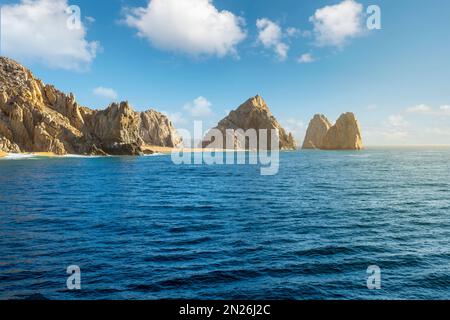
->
<box><xmin>302</xmin><ymin>114</ymin><xmax>332</xmax><ymax>149</ymax></box>
<box><xmin>302</xmin><ymin>112</ymin><xmax>363</xmax><ymax>150</ymax></box>
<box><xmin>0</xmin><ymin>57</ymin><xmax>182</xmax><ymax>155</ymax></box>
<box><xmin>203</xmin><ymin>95</ymin><xmax>297</xmax><ymax>150</ymax></box>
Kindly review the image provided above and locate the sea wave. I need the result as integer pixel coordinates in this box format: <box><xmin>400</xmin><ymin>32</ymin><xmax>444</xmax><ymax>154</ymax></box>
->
<box><xmin>144</xmin><ymin>153</ymin><xmax>165</xmax><ymax>157</ymax></box>
<box><xmin>62</xmin><ymin>154</ymin><xmax>104</xmax><ymax>158</ymax></box>
<box><xmin>1</xmin><ymin>153</ymin><xmax>39</xmax><ymax>160</ymax></box>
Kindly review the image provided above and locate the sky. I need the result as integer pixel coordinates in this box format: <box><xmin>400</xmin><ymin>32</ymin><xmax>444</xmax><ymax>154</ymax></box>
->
<box><xmin>1</xmin><ymin>0</ymin><xmax>450</xmax><ymax>145</ymax></box>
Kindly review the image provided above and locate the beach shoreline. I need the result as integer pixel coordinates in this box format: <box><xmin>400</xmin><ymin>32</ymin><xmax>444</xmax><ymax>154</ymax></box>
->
<box><xmin>0</xmin><ymin>151</ymin><xmax>58</xmax><ymax>159</ymax></box>
<box><xmin>142</xmin><ymin>145</ymin><xmax>246</xmax><ymax>154</ymax></box>
<box><xmin>0</xmin><ymin>147</ymin><xmax>252</xmax><ymax>159</ymax></box>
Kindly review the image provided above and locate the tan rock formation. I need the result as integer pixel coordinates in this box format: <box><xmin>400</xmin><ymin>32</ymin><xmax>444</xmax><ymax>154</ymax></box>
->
<box><xmin>321</xmin><ymin>112</ymin><xmax>363</xmax><ymax>150</ymax></box>
<box><xmin>302</xmin><ymin>112</ymin><xmax>363</xmax><ymax>150</ymax></box>
<box><xmin>302</xmin><ymin>114</ymin><xmax>332</xmax><ymax>149</ymax></box>
<box><xmin>0</xmin><ymin>56</ymin><xmax>182</xmax><ymax>155</ymax></box>
<box><xmin>203</xmin><ymin>95</ymin><xmax>297</xmax><ymax>150</ymax></box>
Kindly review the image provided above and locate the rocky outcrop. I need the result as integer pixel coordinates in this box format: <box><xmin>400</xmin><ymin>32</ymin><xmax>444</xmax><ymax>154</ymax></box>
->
<box><xmin>0</xmin><ymin>57</ymin><xmax>182</xmax><ymax>155</ymax></box>
<box><xmin>302</xmin><ymin>112</ymin><xmax>363</xmax><ymax>150</ymax></box>
<box><xmin>203</xmin><ymin>95</ymin><xmax>297</xmax><ymax>150</ymax></box>
<box><xmin>321</xmin><ymin>112</ymin><xmax>363</xmax><ymax>150</ymax></box>
<box><xmin>302</xmin><ymin>114</ymin><xmax>332</xmax><ymax>149</ymax></box>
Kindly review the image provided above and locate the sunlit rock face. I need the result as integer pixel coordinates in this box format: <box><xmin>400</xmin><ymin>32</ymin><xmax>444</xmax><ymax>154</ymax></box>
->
<box><xmin>302</xmin><ymin>114</ymin><xmax>332</xmax><ymax>149</ymax></box>
<box><xmin>303</xmin><ymin>112</ymin><xmax>363</xmax><ymax>150</ymax></box>
<box><xmin>0</xmin><ymin>57</ymin><xmax>182</xmax><ymax>155</ymax></box>
<box><xmin>203</xmin><ymin>95</ymin><xmax>297</xmax><ymax>150</ymax></box>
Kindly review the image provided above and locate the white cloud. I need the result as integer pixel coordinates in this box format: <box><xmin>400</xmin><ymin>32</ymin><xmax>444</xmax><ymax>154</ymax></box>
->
<box><xmin>286</xmin><ymin>27</ymin><xmax>300</xmax><ymax>37</ymax></box>
<box><xmin>124</xmin><ymin>0</ymin><xmax>246</xmax><ymax>57</ymax></box>
<box><xmin>93</xmin><ymin>87</ymin><xmax>118</xmax><ymax>100</ymax></box>
<box><xmin>310</xmin><ymin>0</ymin><xmax>364</xmax><ymax>47</ymax></box>
<box><xmin>1</xmin><ymin>0</ymin><xmax>99</xmax><ymax>71</ymax></box>
<box><xmin>282</xmin><ymin>118</ymin><xmax>305</xmax><ymax>141</ymax></box>
<box><xmin>183</xmin><ymin>96</ymin><xmax>213</xmax><ymax>118</ymax></box>
<box><xmin>367</xmin><ymin>104</ymin><xmax>378</xmax><ymax>110</ymax></box>
<box><xmin>286</xmin><ymin>27</ymin><xmax>311</xmax><ymax>38</ymax></box>
<box><xmin>406</xmin><ymin>104</ymin><xmax>450</xmax><ymax>116</ymax></box>
<box><xmin>440</xmin><ymin>105</ymin><xmax>450</xmax><ymax>115</ymax></box>
<box><xmin>387</xmin><ymin>115</ymin><xmax>409</xmax><ymax>127</ymax></box>
<box><xmin>381</xmin><ymin>130</ymin><xmax>408</xmax><ymax>139</ymax></box>
<box><xmin>375</xmin><ymin>116</ymin><xmax>409</xmax><ymax>141</ymax></box>
<box><xmin>162</xmin><ymin>111</ymin><xmax>186</xmax><ymax>125</ymax></box>
<box><xmin>85</xmin><ymin>16</ymin><xmax>96</xmax><ymax>24</ymax></box>
<box><xmin>256</xmin><ymin>18</ymin><xmax>289</xmax><ymax>61</ymax></box>
<box><xmin>297</xmin><ymin>53</ymin><xmax>315</xmax><ymax>64</ymax></box>
<box><xmin>407</xmin><ymin>104</ymin><xmax>432</xmax><ymax>113</ymax></box>
<box><xmin>425</xmin><ymin>127</ymin><xmax>450</xmax><ymax>136</ymax></box>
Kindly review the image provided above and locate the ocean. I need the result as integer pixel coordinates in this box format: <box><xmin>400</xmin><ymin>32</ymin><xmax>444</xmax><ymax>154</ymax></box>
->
<box><xmin>0</xmin><ymin>147</ymin><xmax>449</xmax><ymax>300</ymax></box>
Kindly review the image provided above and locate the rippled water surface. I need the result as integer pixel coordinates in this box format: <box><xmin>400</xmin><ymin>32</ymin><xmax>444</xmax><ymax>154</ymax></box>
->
<box><xmin>1</xmin><ymin>147</ymin><xmax>450</xmax><ymax>300</ymax></box>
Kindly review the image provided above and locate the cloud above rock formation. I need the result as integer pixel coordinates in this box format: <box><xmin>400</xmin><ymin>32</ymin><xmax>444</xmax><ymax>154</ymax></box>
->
<box><xmin>1</xmin><ymin>0</ymin><xmax>99</xmax><ymax>71</ymax></box>
<box><xmin>124</xmin><ymin>0</ymin><xmax>246</xmax><ymax>57</ymax></box>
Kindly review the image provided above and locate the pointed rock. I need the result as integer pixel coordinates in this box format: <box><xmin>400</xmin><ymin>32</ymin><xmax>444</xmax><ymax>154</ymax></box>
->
<box><xmin>302</xmin><ymin>114</ymin><xmax>332</xmax><ymax>149</ymax></box>
<box><xmin>203</xmin><ymin>95</ymin><xmax>297</xmax><ymax>150</ymax></box>
<box><xmin>0</xmin><ymin>57</ymin><xmax>182</xmax><ymax>155</ymax></box>
<box><xmin>321</xmin><ymin>112</ymin><xmax>363</xmax><ymax>150</ymax></box>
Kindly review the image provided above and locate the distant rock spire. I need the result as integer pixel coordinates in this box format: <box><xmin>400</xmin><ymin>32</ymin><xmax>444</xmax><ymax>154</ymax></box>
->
<box><xmin>302</xmin><ymin>112</ymin><xmax>363</xmax><ymax>150</ymax></box>
<box><xmin>302</xmin><ymin>114</ymin><xmax>332</xmax><ymax>149</ymax></box>
<box><xmin>203</xmin><ymin>95</ymin><xmax>297</xmax><ymax>150</ymax></box>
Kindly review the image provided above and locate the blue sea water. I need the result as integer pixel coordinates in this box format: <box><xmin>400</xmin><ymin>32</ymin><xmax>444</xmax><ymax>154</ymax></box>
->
<box><xmin>0</xmin><ymin>147</ymin><xmax>449</xmax><ymax>300</ymax></box>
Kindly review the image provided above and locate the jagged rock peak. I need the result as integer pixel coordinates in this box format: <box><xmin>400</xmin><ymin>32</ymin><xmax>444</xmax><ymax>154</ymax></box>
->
<box><xmin>237</xmin><ymin>95</ymin><xmax>270</xmax><ymax>112</ymax></box>
<box><xmin>321</xmin><ymin>112</ymin><xmax>363</xmax><ymax>150</ymax></box>
<box><xmin>0</xmin><ymin>56</ymin><xmax>182</xmax><ymax>155</ymax></box>
<box><xmin>302</xmin><ymin>112</ymin><xmax>363</xmax><ymax>150</ymax></box>
<box><xmin>203</xmin><ymin>95</ymin><xmax>297</xmax><ymax>150</ymax></box>
<box><xmin>302</xmin><ymin>114</ymin><xmax>332</xmax><ymax>149</ymax></box>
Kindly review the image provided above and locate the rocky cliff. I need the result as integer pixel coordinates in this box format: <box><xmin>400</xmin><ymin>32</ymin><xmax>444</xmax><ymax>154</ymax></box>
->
<box><xmin>0</xmin><ymin>57</ymin><xmax>182</xmax><ymax>155</ymax></box>
<box><xmin>203</xmin><ymin>95</ymin><xmax>297</xmax><ymax>150</ymax></box>
<box><xmin>321</xmin><ymin>112</ymin><xmax>363</xmax><ymax>150</ymax></box>
<box><xmin>302</xmin><ymin>114</ymin><xmax>332</xmax><ymax>149</ymax></box>
<box><xmin>302</xmin><ymin>112</ymin><xmax>363</xmax><ymax>150</ymax></box>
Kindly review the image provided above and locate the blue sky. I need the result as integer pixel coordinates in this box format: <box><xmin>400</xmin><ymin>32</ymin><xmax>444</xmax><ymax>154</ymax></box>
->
<box><xmin>1</xmin><ymin>0</ymin><xmax>450</xmax><ymax>145</ymax></box>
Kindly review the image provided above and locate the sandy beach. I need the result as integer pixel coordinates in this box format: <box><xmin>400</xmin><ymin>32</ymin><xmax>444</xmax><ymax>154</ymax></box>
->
<box><xmin>33</xmin><ymin>152</ymin><xmax>57</xmax><ymax>157</ymax></box>
<box><xmin>0</xmin><ymin>148</ymin><xmax>246</xmax><ymax>159</ymax></box>
<box><xmin>143</xmin><ymin>145</ymin><xmax>244</xmax><ymax>154</ymax></box>
<box><xmin>0</xmin><ymin>151</ymin><xmax>57</xmax><ymax>159</ymax></box>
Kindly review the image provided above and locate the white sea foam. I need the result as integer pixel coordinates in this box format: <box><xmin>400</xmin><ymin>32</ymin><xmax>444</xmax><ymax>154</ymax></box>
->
<box><xmin>144</xmin><ymin>153</ymin><xmax>164</xmax><ymax>157</ymax></box>
<box><xmin>62</xmin><ymin>154</ymin><xmax>104</xmax><ymax>158</ymax></box>
<box><xmin>2</xmin><ymin>153</ymin><xmax>39</xmax><ymax>160</ymax></box>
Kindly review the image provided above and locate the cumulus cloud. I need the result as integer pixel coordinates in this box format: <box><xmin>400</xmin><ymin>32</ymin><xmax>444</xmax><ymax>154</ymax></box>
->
<box><xmin>425</xmin><ymin>127</ymin><xmax>450</xmax><ymax>136</ymax></box>
<box><xmin>381</xmin><ymin>130</ymin><xmax>408</xmax><ymax>140</ymax></box>
<box><xmin>124</xmin><ymin>0</ymin><xmax>246</xmax><ymax>57</ymax></box>
<box><xmin>310</xmin><ymin>0</ymin><xmax>364</xmax><ymax>47</ymax></box>
<box><xmin>93</xmin><ymin>87</ymin><xmax>118</xmax><ymax>100</ymax></box>
<box><xmin>407</xmin><ymin>104</ymin><xmax>450</xmax><ymax>116</ymax></box>
<box><xmin>378</xmin><ymin>115</ymin><xmax>410</xmax><ymax>141</ymax></box>
<box><xmin>286</xmin><ymin>27</ymin><xmax>312</xmax><ymax>38</ymax></box>
<box><xmin>297</xmin><ymin>53</ymin><xmax>315</xmax><ymax>64</ymax></box>
<box><xmin>387</xmin><ymin>115</ymin><xmax>409</xmax><ymax>127</ymax></box>
<box><xmin>256</xmin><ymin>18</ymin><xmax>289</xmax><ymax>61</ymax></box>
<box><xmin>440</xmin><ymin>105</ymin><xmax>450</xmax><ymax>113</ymax></box>
<box><xmin>183</xmin><ymin>96</ymin><xmax>213</xmax><ymax>118</ymax></box>
<box><xmin>282</xmin><ymin>118</ymin><xmax>305</xmax><ymax>142</ymax></box>
<box><xmin>1</xmin><ymin>0</ymin><xmax>99</xmax><ymax>70</ymax></box>
<box><xmin>407</xmin><ymin>104</ymin><xmax>432</xmax><ymax>113</ymax></box>
<box><xmin>286</xmin><ymin>27</ymin><xmax>300</xmax><ymax>37</ymax></box>
<box><xmin>162</xmin><ymin>111</ymin><xmax>186</xmax><ymax>126</ymax></box>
